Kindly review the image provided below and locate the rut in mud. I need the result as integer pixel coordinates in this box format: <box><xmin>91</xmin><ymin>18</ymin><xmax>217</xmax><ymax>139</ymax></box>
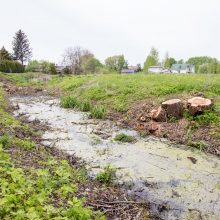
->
<box><xmin>11</xmin><ymin>96</ymin><xmax>220</xmax><ymax>220</ymax></box>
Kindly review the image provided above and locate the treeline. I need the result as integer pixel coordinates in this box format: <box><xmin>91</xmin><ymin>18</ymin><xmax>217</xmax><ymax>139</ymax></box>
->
<box><xmin>143</xmin><ymin>47</ymin><xmax>220</xmax><ymax>74</ymax></box>
<box><xmin>1</xmin><ymin>29</ymin><xmax>220</xmax><ymax>74</ymax></box>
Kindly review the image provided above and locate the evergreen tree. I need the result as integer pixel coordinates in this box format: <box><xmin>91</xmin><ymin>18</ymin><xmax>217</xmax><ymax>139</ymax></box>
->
<box><xmin>0</xmin><ymin>46</ymin><xmax>11</xmax><ymax>61</ymax></box>
<box><xmin>12</xmin><ymin>30</ymin><xmax>32</xmax><ymax>64</ymax></box>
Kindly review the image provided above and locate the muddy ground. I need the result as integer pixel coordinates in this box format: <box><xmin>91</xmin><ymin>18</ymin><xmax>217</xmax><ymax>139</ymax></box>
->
<box><xmin>0</xmin><ymin>77</ymin><xmax>154</xmax><ymax>219</ymax></box>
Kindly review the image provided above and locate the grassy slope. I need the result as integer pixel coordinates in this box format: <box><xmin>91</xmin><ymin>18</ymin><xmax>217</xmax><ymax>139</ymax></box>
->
<box><xmin>1</xmin><ymin>72</ymin><xmax>220</xmax><ymax>112</ymax></box>
<box><xmin>48</xmin><ymin>73</ymin><xmax>220</xmax><ymax>112</ymax></box>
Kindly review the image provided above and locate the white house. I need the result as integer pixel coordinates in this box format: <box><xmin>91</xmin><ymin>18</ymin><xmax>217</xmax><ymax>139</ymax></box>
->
<box><xmin>148</xmin><ymin>66</ymin><xmax>164</xmax><ymax>73</ymax></box>
<box><xmin>171</xmin><ymin>64</ymin><xmax>195</xmax><ymax>73</ymax></box>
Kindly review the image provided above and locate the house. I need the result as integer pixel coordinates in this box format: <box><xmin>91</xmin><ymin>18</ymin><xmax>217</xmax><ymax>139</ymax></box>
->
<box><xmin>121</xmin><ymin>66</ymin><xmax>138</xmax><ymax>74</ymax></box>
<box><xmin>171</xmin><ymin>64</ymin><xmax>195</xmax><ymax>73</ymax></box>
<box><xmin>56</xmin><ymin>65</ymin><xmax>65</xmax><ymax>73</ymax></box>
<box><xmin>148</xmin><ymin>66</ymin><xmax>164</xmax><ymax>73</ymax></box>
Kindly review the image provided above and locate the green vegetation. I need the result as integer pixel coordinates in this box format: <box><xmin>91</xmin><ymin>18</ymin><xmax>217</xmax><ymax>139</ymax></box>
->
<box><xmin>48</xmin><ymin>73</ymin><xmax>220</xmax><ymax>113</ymax></box>
<box><xmin>60</xmin><ymin>95</ymin><xmax>106</xmax><ymax>119</ymax></box>
<box><xmin>114</xmin><ymin>133</ymin><xmax>136</xmax><ymax>143</ymax></box>
<box><xmin>0</xmin><ymin>60</ymin><xmax>24</xmax><ymax>73</ymax></box>
<box><xmin>96</xmin><ymin>165</ymin><xmax>116</xmax><ymax>185</ymax></box>
<box><xmin>89</xmin><ymin>106</ymin><xmax>106</xmax><ymax>119</ymax></box>
<box><xmin>26</xmin><ymin>60</ymin><xmax>56</xmax><ymax>74</ymax></box>
<box><xmin>0</xmin><ymin>84</ymin><xmax>105</xmax><ymax>220</ymax></box>
<box><xmin>188</xmin><ymin>140</ymin><xmax>208</xmax><ymax>151</ymax></box>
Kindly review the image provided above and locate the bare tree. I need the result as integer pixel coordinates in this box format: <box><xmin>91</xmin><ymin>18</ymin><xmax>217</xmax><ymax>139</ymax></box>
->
<box><xmin>62</xmin><ymin>47</ymin><xmax>93</xmax><ymax>74</ymax></box>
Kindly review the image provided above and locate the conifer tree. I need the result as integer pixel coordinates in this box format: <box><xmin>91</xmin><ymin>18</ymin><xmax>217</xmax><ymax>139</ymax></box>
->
<box><xmin>12</xmin><ymin>30</ymin><xmax>32</xmax><ymax>64</ymax></box>
<box><xmin>0</xmin><ymin>46</ymin><xmax>12</xmax><ymax>61</ymax></box>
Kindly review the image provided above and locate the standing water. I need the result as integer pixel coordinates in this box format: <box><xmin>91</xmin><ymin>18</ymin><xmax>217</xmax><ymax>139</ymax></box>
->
<box><xmin>11</xmin><ymin>96</ymin><xmax>220</xmax><ymax>220</ymax></box>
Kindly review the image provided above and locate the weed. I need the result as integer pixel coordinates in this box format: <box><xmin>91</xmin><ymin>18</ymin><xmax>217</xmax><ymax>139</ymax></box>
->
<box><xmin>114</xmin><ymin>133</ymin><xmax>136</xmax><ymax>143</ymax></box>
<box><xmin>79</xmin><ymin>101</ymin><xmax>91</xmax><ymax>112</ymax></box>
<box><xmin>0</xmin><ymin>134</ymin><xmax>10</xmax><ymax>148</ymax></box>
<box><xmin>96</xmin><ymin>164</ymin><xmax>116</xmax><ymax>185</ymax></box>
<box><xmin>60</xmin><ymin>96</ymin><xmax>78</xmax><ymax>108</ymax></box>
<box><xmin>188</xmin><ymin>140</ymin><xmax>207</xmax><ymax>151</ymax></box>
<box><xmin>194</xmin><ymin>110</ymin><xmax>219</xmax><ymax>125</ymax></box>
<box><xmin>90</xmin><ymin>106</ymin><xmax>106</xmax><ymax>119</ymax></box>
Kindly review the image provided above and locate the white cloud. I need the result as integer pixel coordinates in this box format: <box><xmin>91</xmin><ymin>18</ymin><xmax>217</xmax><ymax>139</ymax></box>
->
<box><xmin>0</xmin><ymin>0</ymin><xmax>220</xmax><ymax>65</ymax></box>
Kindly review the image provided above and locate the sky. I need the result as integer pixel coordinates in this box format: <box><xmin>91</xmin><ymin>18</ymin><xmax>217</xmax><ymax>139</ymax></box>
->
<box><xmin>1</xmin><ymin>0</ymin><xmax>220</xmax><ymax>65</ymax></box>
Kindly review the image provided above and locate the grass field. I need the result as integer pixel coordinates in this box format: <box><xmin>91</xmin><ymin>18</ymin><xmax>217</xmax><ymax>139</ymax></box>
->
<box><xmin>1</xmin><ymin>72</ymin><xmax>220</xmax><ymax>113</ymax></box>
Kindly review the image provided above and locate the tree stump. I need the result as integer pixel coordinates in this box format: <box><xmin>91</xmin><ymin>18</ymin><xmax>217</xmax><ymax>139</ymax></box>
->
<box><xmin>150</xmin><ymin>106</ymin><xmax>167</xmax><ymax>122</ymax></box>
<box><xmin>187</xmin><ymin>97</ymin><xmax>213</xmax><ymax>116</ymax></box>
<box><xmin>161</xmin><ymin>99</ymin><xmax>183</xmax><ymax>119</ymax></box>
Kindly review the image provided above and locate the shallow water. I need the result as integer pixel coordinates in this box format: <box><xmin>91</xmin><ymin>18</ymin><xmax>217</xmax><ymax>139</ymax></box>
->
<box><xmin>11</xmin><ymin>96</ymin><xmax>220</xmax><ymax>220</ymax></box>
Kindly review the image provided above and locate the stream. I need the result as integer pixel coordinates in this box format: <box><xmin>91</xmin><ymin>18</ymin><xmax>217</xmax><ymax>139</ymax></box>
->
<box><xmin>11</xmin><ymin>96</ymin><xmax>220</xmax><ymax>220</ymax></box>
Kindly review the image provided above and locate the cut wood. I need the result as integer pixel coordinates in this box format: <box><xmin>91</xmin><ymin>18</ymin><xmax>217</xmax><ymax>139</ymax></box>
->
<box><xmin>151</xmin><ymin>106</ymin><xmax>167</xmax><ymax>122</ymax></box>
<box><xmin>187</xmin><ymin>97</ymin><xmax>213</xmax><ymax>116</ymax></box>
<box><xmin>161</xmin><ymin>99</ymin><xmax>183</xmax><ymax>119</ymax></box>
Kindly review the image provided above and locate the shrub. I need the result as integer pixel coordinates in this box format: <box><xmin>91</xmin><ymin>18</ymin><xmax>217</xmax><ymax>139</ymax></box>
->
<box><xmin>114</xmin><ymin>133</ymin><xmax>136</xmax><ymax>143</ymax></box>
<box><xmin>0</xmin><ymin>60</ymin><xmax>24</xmax><ymax>73</ymax></box>
<box><xmin>90</xmin><ymin>106</ymin><xmax>106</xmax><ymax>119</ymax></box>
<box><xmin>60</xmin><ymin>96</ymin><xmax>78</xmax><ymax>108</ymax></box>
<box><xmin>25</xmin><ymin>60</ymin><xmax>57</xmax><ymax>74</ymax></box>
<box><xmin>96</xmin><ymin>164</ymin><xmax>116</xmax><ymax>185</ymax></box>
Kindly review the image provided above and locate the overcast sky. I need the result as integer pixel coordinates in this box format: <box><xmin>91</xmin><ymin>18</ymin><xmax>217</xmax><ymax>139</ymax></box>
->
<box><xmin>1</xmin><ymin>0</ymin><xmax>220</xmax><ymax>65</ymax></box>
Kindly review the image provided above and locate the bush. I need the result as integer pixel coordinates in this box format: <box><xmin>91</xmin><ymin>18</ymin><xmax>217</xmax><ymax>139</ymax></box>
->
<box><xmin>25</xmin><ymin>60</ymin><xmax>57</xmax><ymax>74</ymax></box>
<box><xmin>0</xmin><ymin>60</ymin><xmax>24</xmax><ymax>73</ymax></box>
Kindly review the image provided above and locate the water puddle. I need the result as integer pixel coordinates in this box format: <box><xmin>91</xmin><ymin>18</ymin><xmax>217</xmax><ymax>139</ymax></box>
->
<box><xmin>11</xmin><ymin>96</ymin><xmax>220</xmax><ymax>220</ymax></box>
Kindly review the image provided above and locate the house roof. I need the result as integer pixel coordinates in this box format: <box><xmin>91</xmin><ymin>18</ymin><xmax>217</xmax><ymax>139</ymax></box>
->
<box><xmin>121</xmin><ymin>69</ymin><xmax>136</xmax><ymax>73</ymax></box>
<box><xmin>171</xmin><ymin>64</ymin><xmax>194</xmax><ymax>71</ymax></box>
<box><xmin>149</xmin><ymin>66</ymin><xmax>163</xmax><ymax>69</ymax></box>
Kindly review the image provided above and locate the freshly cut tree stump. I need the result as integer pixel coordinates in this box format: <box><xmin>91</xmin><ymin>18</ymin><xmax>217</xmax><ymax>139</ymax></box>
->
<box><xmin>187</xmin><ymin>97</ymin><xmax>213</xmax><ymax>116</ymax></box>
<box><xmin>161</xmin><ymin>99</ymin><xmax>183</xmax><ymax>119</ymax></box>
<box><xmin>151</xmin><ymin>106</ymin><xmax>167</xmax><ymax>122</ymax></box>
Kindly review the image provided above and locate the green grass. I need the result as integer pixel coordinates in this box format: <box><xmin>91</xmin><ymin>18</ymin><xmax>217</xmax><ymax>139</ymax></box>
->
<box><xmin>48</xmin><ymin>73</ymin><xmax>220</xmax><ymax>112</ymax></box>
<box><xmin>60</xmin><ymin>95</ymin><xmax>106</xmax><ymax>119</ymax></box>
<box><xmin>114</xmin><ymin>133</ymin><xmax>136</xmax><ymax>143</ymax></box>
<box><xmin>2</xmin><ymin>72</ymin><xmax>220</xmax><ymax>113</ymax></box>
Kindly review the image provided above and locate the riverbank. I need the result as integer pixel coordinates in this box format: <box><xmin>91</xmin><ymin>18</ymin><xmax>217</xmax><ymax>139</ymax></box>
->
<box><xmin>0</xmin><ymin>78</ymin><xmax>150</xmax><ymax>219</ymax></box>
<box><xmin>1</xmin><ymin>72</ymin><xmax>219</xmax><ymax>156</ymax></box>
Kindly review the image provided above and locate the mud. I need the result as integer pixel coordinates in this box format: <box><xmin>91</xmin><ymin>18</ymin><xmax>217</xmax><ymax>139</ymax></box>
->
<box><xmin>11</xmin><ymin>96</ymin><xmax>220</xmax><ymax>220</ymax></box>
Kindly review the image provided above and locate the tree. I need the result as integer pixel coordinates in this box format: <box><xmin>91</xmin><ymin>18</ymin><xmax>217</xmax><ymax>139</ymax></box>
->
<box><xmin>144</xmin><ymin>47</ymin><xmax>159</xmax><ymax>72</ymax></box>
<box><xmin>0</xmin><ymin>46</ymin><xmax>12</xmax><ymax>61</ymax></box>
<box><xmin>81</xmin><ymin>56</ymin><xmax>102</xmax><ymax>74</ymax></box>
<box><xmin>198</xmin><ymin>64</ymin><xmax>209</xmax><ymax>74</ymax></box>
<box><xmin>105</xmin><ymin>55</ymin><xmax>128</xmax><ymax>73</ymax></box>
<box><xmin>63</xmin><ymin>47</ymin><xmax>94</xmax><ymax>75</ymax></box>
<box><xmin>164</xmin><ymin>55</ymin><xmax>177</xmax><ymax>68</ymax></box>
<box><xmin>187</xmin><ymin>56</ymin><xmax>217</xmax><ymax>73</ymax></box>
<box><xmin>12</xmin><ymin>30</ymin><xmax>32</xmax><ymax>64</ymax></box>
